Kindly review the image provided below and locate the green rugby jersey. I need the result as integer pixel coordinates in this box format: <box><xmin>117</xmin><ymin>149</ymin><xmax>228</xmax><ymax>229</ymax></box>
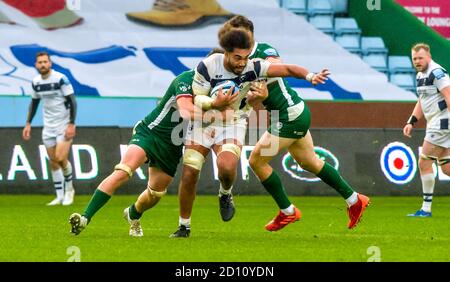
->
<box><xmin>250</xmin><ymin>42</ymin><xmax>304</xmax><ymax>121</ymax></box>
<box><xmin>142</xmin><ymin>70</ymin><xmax>194</xmax><ymax>135</ymax></box>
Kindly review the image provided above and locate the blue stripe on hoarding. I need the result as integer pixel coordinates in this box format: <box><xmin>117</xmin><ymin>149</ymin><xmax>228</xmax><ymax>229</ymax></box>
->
<box><xmin>0</xmin><ymin>96</ymin><xmax>159</xmax><ymax>127</ymax></box>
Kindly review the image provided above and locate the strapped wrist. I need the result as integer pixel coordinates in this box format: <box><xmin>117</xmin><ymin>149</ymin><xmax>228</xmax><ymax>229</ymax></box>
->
<box><xmin>306</xmin><ymin>72</ymin><xmax>315</xmax><ymax>82</ymax></box>
<box><xmin>407</xmin><ymin>115</ymin><xmax>418</xmax><ymax>126</ymax></box>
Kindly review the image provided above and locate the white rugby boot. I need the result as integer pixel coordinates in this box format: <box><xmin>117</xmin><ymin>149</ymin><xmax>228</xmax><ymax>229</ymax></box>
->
<box><xmin>69</xmin><ymin>213</ymin><xmax>88</xmax><ymax>235</ymax></box>
<box><xmin>123</xmin><ymin>207</ymin><xmax>144</xmax><ymax>237</ymax></box>
<box><xmin>62</xmin><ymin>190</ymin><xmax>75</xmax><ymax>206</ymax></box>
<box><xmin>47</xmin><ymin>197</ymin><xmax>63</xmax><ymax>206</ymax></box>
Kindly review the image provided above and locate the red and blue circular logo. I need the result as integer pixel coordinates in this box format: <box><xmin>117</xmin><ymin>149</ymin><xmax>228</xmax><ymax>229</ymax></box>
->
<box><xmin>380</xmin><ymin>142</ymin><xmax>417</xmax><ymax>185</ymax></box>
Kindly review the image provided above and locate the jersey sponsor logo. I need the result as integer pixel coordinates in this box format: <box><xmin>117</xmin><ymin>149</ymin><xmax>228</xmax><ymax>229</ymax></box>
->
<box><xmin>432</xmin><ymin>68</ymin><xmax>446</xmax><ymax>80</ymax></box>
<box><xmin>263</xmin><ymin>48</ymin><xmax>279</xmax><ymax>57</ymax></box>
<box><xmin>282</xmin><ymin>146</ymin><xmax>339</xmax><ymax>182</ymax></box>
<box><xmin>380</xmin><ymin>142</ymin><xmax>417</xmax><ymax>185</ymax></box>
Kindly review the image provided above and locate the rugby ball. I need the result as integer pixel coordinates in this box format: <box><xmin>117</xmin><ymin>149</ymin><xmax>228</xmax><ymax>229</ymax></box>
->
<box><xmin>210</xmin><ymin>80</ymin><xmax>238</xmax><ymax>98</ymax></box>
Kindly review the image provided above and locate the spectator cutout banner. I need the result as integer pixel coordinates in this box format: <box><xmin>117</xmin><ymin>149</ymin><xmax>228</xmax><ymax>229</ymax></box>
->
<box><xmin>396</xmin><ymin>0</ymin><xmax>450</xmax><ymax>39</ymax></box>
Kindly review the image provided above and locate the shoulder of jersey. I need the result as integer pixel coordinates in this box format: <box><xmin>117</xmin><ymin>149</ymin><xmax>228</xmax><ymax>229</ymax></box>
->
<box><xmin>430</xmin><ymin>62</ymin><xmax>448</xmax><ymax>80</ymax></box>
<box><xmin>200</xmin><ymin>53</ymin><xmax>223</xmax><ymax>74</ymax></box>
<box><xmin>258</xmin><ymin>42</ymin><xmax>279</xmax><ymax>57</ymax></box>
<box><xmin>50</xmin><ymin>70</ymin><xmax>64</xmax><ymax>78</ymax></box>
<box><xmin>204</xmin><ymin>53</ymin><xmax>223</xmax><ymax>64</ymax></box>
<box><xmin>32</xmin><ymin>75</ymin><xmax>41</xmax><ymax>84</ymax></box>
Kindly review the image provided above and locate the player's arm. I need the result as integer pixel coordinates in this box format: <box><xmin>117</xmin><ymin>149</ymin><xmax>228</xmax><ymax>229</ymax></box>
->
<box><xmin>177</xmin><ymin>95</ymin><xmax>234</xmax><ymax>124</ymax></box>
<box><xmin>265</xmin><ymin>63</ymin><xmax>330</xmax><ymax>85</ymax></box>
<box><xmin>442</xmin><ymin>86</ymin><xmax>450</xmax><ymax>116</ymax></box>
<box><xmin>61</xmin><ymin>75</ymin><xmax>76</xmax><ymax>139</ymax></box>
<box><xmin>177</xmin><ymin>96</ymin><xmax>205</xmax><ymax>121</ymax></box>
<box><xmin>248</xmin><ymin>47</ymin><xmax>281</xmax><ymax>109</ymax></box>
<box><xmin>403</xmin><ymin>100</ymin><xmax>424</xmax><ymax>138</ymax></box>
<box><xmin>433</xmin><ymin>68</ymin><xmax>450</xmax><ymax>130</ymax></box>
<box><xmin>23</xmin><ymin>97</ymin><xmax>40</xmax><ymax>140</ymax></box>
<box><xmin>266</xmin><ymin>56</ymin><xmax>282</xmax><ymax>64</ymax></box>
<box><xmin>65</xmin><ymin>94</ymin><xmax>77</xmax><ymax>125</ymax></box>
<box><xmin>192</xmin><ymin>61</ymin><xmax>214</xmax><ymax>110</ymax></box>
<box><xmin>247</xmin><ymin>81</ymin><xmax>268</xmax><ymax>108</ymax></box>
<box><xmin>434</xmin><ymin>68</ymin><xmax>450</xmax><ymax>116</ymax></box>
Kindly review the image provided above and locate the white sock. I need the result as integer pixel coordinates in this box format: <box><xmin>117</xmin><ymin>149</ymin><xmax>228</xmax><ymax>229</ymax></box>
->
<box><xmin>421</xmin><ymin>173</ymin><xmax>435</xmax><ymax>212</ymax></box>
<box><xmin>51</xmin><ymin>169</ymin><xmax>64</xmax><ymax>200</ymax></box>
<box><xmin>281</xmin><ymin>204</ymin><xmax>295</xmax><ymax>215</ymax></box>
<box><xmin>62</xmin><ymin>162</ymin><xmax>74</xmax><ymax>192</ymax></box>
<box><xmin>219</xmin><ymin>183</ymin><xmax>232</xmax><ymax>195</ymax></box>
<box><xmin>179</xmin><ymin>217</ymin><xmax>191</xmax><ymax>228</ymax></box>
<box><xmin>345</xmin><ymin>192</ymin><xmax>358</xmax><ymax>207</ymax></box>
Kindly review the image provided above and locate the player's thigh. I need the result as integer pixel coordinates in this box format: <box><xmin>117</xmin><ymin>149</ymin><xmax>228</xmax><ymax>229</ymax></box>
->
<box><xmin>420</xmin><ymin>140</ymin><xmax>445</xmax><ymax>170</ymax></box>
<box><xmin>55</xmin><ymin>139</ymin><xmax>72</xmax><ymax>161</ymax></box>
<box><xmin>45</xmin><ymin>145</ymin><xmax>56</xmax><ymax>160</ymax></box>
<box><xmin>147</xmin><ymin>166</ymin><xmax>173</xmax><ymax>191</ymax></box>
<box><xmin>185</xmin><ymin>120</ymin><xmax>215</xmax><ymax>149</ymax></box>
<box><xmin>422</xmin><ymin>140</ymin><xmax>446</xmax><ymax>157</ymax></box>
<box><xmin>288</xmin><ymin>131</ymin><xmax>323</xmax><ymax>171</ymax></box>
<box><xmin>251</xmin><ymin>131</ymin><xmax>295</xmax><ymax>162</ymax></box>
<box><xmin>120</xmin><ymin>144</ymin><xmax>148</xmax><ymax>171</ymax></box>
<box><xmin>185</xmin><ymin>142</ymin><xmax>211</xmax><ymax>158</ymax></box>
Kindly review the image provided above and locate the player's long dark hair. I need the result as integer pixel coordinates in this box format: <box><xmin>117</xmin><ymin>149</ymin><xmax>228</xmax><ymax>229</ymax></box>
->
<box><xmin>219</xmin><ymin>29</ymin><xmax>252</xmax><ymax>52</ymax></box>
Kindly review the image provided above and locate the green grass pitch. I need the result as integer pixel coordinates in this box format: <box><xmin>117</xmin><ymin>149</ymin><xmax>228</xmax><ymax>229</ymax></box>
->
<box><xmin>0</xmin><ymin>195</ymin><xmax>449</xmax><ymax>262</ymax></box>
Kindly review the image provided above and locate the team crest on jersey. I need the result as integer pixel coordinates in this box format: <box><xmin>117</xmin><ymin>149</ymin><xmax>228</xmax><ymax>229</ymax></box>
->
<box><xmin>178</xmin><ymin>82</ymin><xmax>191</xmax><ymax>93</ymax></box>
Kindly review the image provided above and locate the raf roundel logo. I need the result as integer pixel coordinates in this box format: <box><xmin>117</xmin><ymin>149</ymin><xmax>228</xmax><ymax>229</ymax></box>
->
<box><xmin>380</xmin><ymin>142</ymin><xmax>417</xmax><ymax>185</ymax></box>
<box><xmin>282</xmin><ymin>146</ymin><xmax>339</xmax><ymax>182</ymax></box>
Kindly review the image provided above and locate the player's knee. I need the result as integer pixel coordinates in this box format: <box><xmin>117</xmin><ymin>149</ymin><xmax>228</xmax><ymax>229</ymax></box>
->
<box><xmin>418</xmin><ymin>157</ymin><xmax>434</xmax><ymax>172</ymax></box>
<box><xmin>217</xmin><ymin>162</ymin><xmax>237</xmax><ymax>183</ymax></box>
<box><xmin>147</xmin><ymin>183</ymin><xmax>167</xmax><ymax>198</ymax></box>
<box><xmin>181</xmin><ymin>166</ymin><xmax>200</xmax><ymax>186</ymax></box>
<box><xmin>49</xmin><ymin>161</ymin><xmax>60</xmax><ymax>170</ymax></box>
<box><xmin>53</xmin><ymin>153</ymin><xmax>67</xmax><ymax>164</ymax></box>
<box><xmin>299</xmin><ymin>158</ymin><xmax>322</xmax><ymax>174</ymax></box>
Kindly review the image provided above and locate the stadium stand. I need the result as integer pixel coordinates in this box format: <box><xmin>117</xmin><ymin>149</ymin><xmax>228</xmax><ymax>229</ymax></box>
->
<box><xmin>279</xmin><ymin>0</ymin><xmax>417</xmax><ymax>92</ymax></box>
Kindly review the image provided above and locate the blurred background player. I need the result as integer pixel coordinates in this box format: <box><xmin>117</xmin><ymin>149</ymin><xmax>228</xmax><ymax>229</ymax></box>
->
<box><xmin>22</xmin><ymin>51</ymin><xmax>77</xmax><ymax>206</ymax></box>
<box><xmin>404</xmin><ymin>43</ymin><xmax>450</xmax><ymax>217</ymax></box>
<box><xmin>68</xmin><ymin>68</ymin><xmax>236</xmax><ymax>236</ymax></box>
